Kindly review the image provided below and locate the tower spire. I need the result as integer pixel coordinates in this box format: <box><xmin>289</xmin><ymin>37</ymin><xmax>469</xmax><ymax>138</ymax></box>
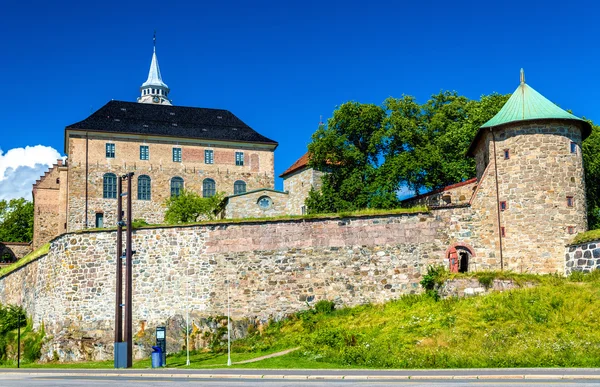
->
<box><xmin>138</xmin><ymin>32</ymin><xmax>172</xmax><ymax>105</ymax></box>
<box><xmin>520</xmin><ymin>68</ymin><xmax>525</xmax><ymax>84</ymax></box>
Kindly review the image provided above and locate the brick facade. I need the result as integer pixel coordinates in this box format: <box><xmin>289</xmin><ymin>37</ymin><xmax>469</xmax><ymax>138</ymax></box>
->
<box><xmin>32</xmin><ymin>160</ymin><xmax>68</xmax><ymax>249</ymax></box>
<box><xmin>65</xmin><ymin>134</ymin><xmax>275</xmax><ymax>231</ymax></box>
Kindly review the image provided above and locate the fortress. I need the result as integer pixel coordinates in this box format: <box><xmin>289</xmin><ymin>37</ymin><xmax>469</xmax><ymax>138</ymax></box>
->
<box><xmin>0</xmin><ymin>47</ymin><xmax>596</xmax><ymax>361</ymax></box>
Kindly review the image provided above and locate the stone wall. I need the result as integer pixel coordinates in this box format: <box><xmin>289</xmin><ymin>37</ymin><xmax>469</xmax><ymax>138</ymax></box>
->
<box><xmin>65</xmin><ymin>135</ymin><xmax>275</xmax><ymax>232</ymax></box>
<box><xmin>0</xmin><ymin>242</ymin><xmax>32</xmax><ymax>262</ymax></box>
<box><xmin>402</xmin><ymin>178</ymin><xmax>478</xmax><ymax>208</ymax></box>
<box><xmin>437</xmin><ymin>278</ymin><xmax>533</xmax><ymax>298</ymax></box>
<box><xmin>283</xmin><ymin>167</ymin><xmax>324</xmax><ymax>215</ymax></box>
<box><xmin>564</xmin><ymin>240</ymin><xmax>600</xmax><ymax>275</ymax></box>
<box><xmin>224</xmin><ymin>189</ymin><xmax>289</xmax><ymax>219</ymax></box>
<box><xmin>32</xmin><ymin>160</ymin><xmax>68</xmax><ymax>249</ymax></box>
<box><xmin>0</xmin><ymin>208</ymin><xmax>486</xmax><ymax>361</ymax></box>
<box><xmin>470</xmin><ymin>122</ymin><xmax>587</xmax><ymax>274</ymax></box>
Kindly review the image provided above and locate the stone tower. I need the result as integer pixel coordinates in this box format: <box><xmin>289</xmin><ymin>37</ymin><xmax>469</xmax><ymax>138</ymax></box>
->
<box><xmin>137</xmin><ymin>34</ymin><xmax>172</xmax><ymax>105</ymax></box>
<box><xmin>467</xmin><ymin>69</ymin><xmax>591</xmax><ymax>273</ymax></box>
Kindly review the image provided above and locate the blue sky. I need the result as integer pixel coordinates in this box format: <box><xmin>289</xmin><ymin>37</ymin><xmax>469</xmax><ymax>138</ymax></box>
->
<box><xmin>1</xmin><ymin>0</ymin><xmax>598</xmax><ymax>199</ymax></box>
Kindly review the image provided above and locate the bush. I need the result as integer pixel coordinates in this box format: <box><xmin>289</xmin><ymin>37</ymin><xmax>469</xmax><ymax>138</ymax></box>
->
<box><xmin>314</xmin><ymin>300</ymin><xmax>335</xmax><ymax>315</ymax></box>
<box><xmin>420</xmin><ymin>266</ymin><xmax>447</xmax><ymax>290</ymax></box>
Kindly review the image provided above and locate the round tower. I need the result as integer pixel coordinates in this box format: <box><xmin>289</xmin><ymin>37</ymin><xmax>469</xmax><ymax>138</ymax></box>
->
<box><xmin>467</xmin><ymin>70</ymin><xmax>591</xmax><ymax>273</ymax></box>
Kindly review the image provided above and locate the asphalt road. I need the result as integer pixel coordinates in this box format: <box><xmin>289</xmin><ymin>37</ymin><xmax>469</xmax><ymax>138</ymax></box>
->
<box><xmin>1</xmin><ymin>369</ymin><xmax>600</xmax><ymax>386</ymax></box>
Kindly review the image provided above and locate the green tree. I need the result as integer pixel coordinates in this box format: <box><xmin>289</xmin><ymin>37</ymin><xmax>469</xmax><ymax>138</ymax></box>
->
<box><xmin>0</xmin><ymin>198</ymin><xmax>34</xmax><ymax>242</ymax></box>
<box><xmin>383</xmin><ymin>91</ymin><xmax>510</xmax><ymax>194</ymax></box>
<box><xmin>583</xmin><ymin>123</ymin><xmax>600</xmax><ymax>229</ymax></box>
<box><xmin>306</xmin><ymin>101</ymin><xmax>388</xmax><ymax>213</ymax></box>
<box><xmin>164</xmin><ymin>190</ymin><xmax>224</xmax><ymax>224</ymax></box>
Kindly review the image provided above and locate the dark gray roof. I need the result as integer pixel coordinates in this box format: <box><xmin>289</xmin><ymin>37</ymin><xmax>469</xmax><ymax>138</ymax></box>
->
<box><xmin>66</xmin><ymin>100</ymin><xmax>278</xmax><ymax>146</ymax></box>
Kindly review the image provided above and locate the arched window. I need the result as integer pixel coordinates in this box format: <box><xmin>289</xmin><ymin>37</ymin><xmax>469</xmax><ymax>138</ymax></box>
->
<box><xmin>138</xmin><ymin>175</ymin><xmax>151</xmax><ymax>200</ymax></box>
<box><xmin>234</xmin><ymin>180</ymin><xmax>246</xmax><ymax>195</ymax></box>
<box><xmin>171</xmin><ymin>176</ymin><xmax>184</xmax><ymax>197</ymax></box>
<box><xmin>103</xmin><ymin>173</ymin><xmax>117</xmax><ymax>199</ymax></box>
<box><xmin>203</xmin><ymin>178</ymin><xmax>216</xmax><ymax>198</ymax></box>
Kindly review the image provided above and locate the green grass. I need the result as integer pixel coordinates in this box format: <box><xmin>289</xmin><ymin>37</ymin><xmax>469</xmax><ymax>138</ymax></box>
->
<box><xmin>0</xmin><ymin>243</ymin><xmax>49</xmax><ymax>278</ymax></box>
<box><xmin>229</xmin><ymin>270</ymin><xmax>600</xmax><ymax>369</ymax></box>
<box><xmin>76</xmin><ymin>206</ymin><xmax>429</xmax><ymax>233</ymax></box>
<box><xmin>571</xmin><ymin>228</ymin><xmax>600</xmax><ymax>245</ymax></box>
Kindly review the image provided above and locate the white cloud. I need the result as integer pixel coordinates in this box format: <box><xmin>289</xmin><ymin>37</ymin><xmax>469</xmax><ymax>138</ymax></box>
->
<box><xmin>0</xmin><ymin>146</ymin><xmax>63</xmax><ymax>201</ymax></box>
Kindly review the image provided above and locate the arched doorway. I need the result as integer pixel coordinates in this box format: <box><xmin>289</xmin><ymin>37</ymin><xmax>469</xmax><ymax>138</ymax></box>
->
<box><xmin>446</xmin><ymin>243</ymin><xmax>475</xmax><ymax>273</ymax></box>
<box><xmin>0</xmin><ymin>243</ymin><xmax>17</xmax><ymax>264</ymax></box>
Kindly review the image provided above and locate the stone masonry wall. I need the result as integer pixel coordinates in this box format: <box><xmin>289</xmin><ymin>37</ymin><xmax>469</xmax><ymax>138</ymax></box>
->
<box><xmin>471</xmin><ymin>121</ymin><xmax>587</xmax><ymax>274</ymax></box>
<box><xmin>0</xmin><ymin>242</ymin><xmax>32</xmax><ymax>262</ymax></box>
<box><xmin>33</xmin><ymin>161</ymin><xmax>68</xmax><ymax>249</ymax></box>
<box><xmin>224</xmin><ymin>190</ymin><xmax>289</xmax><ymax>219</ymax></box>
<box><xmin>0</xmin><ymin>208</ymin><xmax>488</xmax><ymax>361</ymax></box>
<box><xmin>402</xmin><ymin>179</ymin><xmax>478</xmax><ymax>209</ymax></box>
<box><xmin>564</xmin><ymin>240</ymin><xmax>600</xmax><ymax>275</ymax></box>
<box><xmin>283</xmin><ymin>167</ymin><xmax>325</xmax><ymax>215</ymax></box>
<box><xmin>66</xmin><ymin>135</ymin><xmax>275</xmax><ymax>232</ymax></box>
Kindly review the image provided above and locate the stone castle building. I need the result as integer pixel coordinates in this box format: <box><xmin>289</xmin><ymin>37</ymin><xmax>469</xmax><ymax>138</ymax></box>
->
<box><xmin>31</xmin><ymin>48</ymin><xmax>591</xmax><ymax>277</ymax></box>
<box><xmin>4</xmin><ymin>62</ymin><xmax>595</xmax><ymax>362</ymax></box>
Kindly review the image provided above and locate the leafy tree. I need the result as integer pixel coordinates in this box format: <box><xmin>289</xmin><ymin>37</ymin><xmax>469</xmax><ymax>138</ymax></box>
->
<box><xmin>583</xmin><ymin>123</ymin><xmax>600</xmax><ymax>229</ymax></box>
<box><xmin>164</xmin><ymin>190</ymin><xmax>224</xmax><ymax>224</ymax></box>
<box><xmin>306</xmin><ymin>102</ymin><xmax>389</xmax><ymax>213</ymax></box>
<box><xmin>0</xmin><ymin>198</ymin><xmax>33</xmax><ymax>242</ymax></box>
<box><xmin>384</xmin><ymin>91</ymin><xmax>510</xmax><ymax>194</ymax></box>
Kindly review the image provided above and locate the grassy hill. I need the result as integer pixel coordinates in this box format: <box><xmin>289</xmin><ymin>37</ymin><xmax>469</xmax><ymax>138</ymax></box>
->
<box><xmin>232</xmin><ymin>271</ymin><xmax>600</xmax><ymax>368</ymax></box>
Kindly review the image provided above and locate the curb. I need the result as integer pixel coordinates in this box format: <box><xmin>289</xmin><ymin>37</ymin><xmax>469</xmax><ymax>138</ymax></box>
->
<box><xmin>2</xmin><ymin>372</ymin><xmax>600</xmax><ymax>380</ymax></box>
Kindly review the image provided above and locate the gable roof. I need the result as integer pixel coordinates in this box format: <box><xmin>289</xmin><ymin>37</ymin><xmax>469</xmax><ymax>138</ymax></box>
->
<box><xmin>280</xmin><ymin>152</ymin><xmax>309</xmax><ymax>178</ymax></box>
<box><xmin>66</xmin><ymin>100</ymin><xmax>278</xmax><ymax>147</ymax></box>
<box><xmin>467</xmin><ymin>72</ymin><xmax>591</xmax><ymax>156</ymax></box>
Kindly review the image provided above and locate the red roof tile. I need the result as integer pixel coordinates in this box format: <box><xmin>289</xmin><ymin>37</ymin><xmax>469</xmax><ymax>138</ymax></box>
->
<box><xmin>280</xmin><ymin>152</ymin><xmax>309</xmax><ymax>178</ymax></box>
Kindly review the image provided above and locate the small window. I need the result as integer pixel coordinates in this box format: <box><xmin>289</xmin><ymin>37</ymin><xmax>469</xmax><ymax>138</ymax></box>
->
<box><xmin>235</xmin><ymin>152</ymin><xmax>244</xmax><ymax>166</ymax></box>
<box><xmin>103</xmin><ymin>173</ymin><xmax>117</xmax><ymax>199</ymax></box>
<box><xmin>500</xmin><ymin>227</ymin><xmax>506</xmax><ymax>237</ymax></box>
<box><xmin>205</xmin><ymin>149</ymin><xmax>214</xmax><ymax>164</ymax></box>
<box><xmin>233</xmin><ymin>180</ymin><xmax>246</xmax><ymax>195</ymax></box>
<box><xmin>258</xmin><ymin>196</ymin><xmax>272</xmax><ymax>209</ymax></box>
<box><xmin>171</xmin><ymin>176</ymin><xmax>184</xmax><ymax>197</ymax></box>
<box><xmin>138</xmin><ymin>175</ymin><xmax>151</xmax><ymax>200</ymax></box>
<box><xmin>106</xmin><ymin>143</ymin><xmax>115</xmax><ymax>158</ymax></box>
<box><xmin>503</xmin><ymin>149</ymin><xmax>510</xmax><ymax>160</ymax></box>
<box><xmin>570</xmin><ymin>142</ymin><xmax>577</xmax><ymax>154</ymax></box>
<box><xmin>203</xmin><ymin>178</ymin><xmax>216</xmax><ymax>198</ymax></box>
<box><xmin>567</xmin><ymin>196</ymin><xmax>574</xmax><ymax>207</ymax></box>
<box><xmin>140</xmin><ymin>145</ymin><xmax>149</xmax><ymax>160</ymax></box>
<box><xmin>173</xmin><ymin>147</ymin><xmax>182</xmax><ymax>162</ymax></box>
<box><xmin>500</xmin><ymin>201</ymin><xmax>507</xmax><ymax>211</ymax></box>
<box><xmin>95</xmin><ymin>213</ymin><xmax>104</xmax><ymax>228</ymax></box>
<box><xmin>567</xmin><ymin>226</ymin><xmax>576</xmax><ymax>235</ymax></box>
<box><xmin>301</xmin><ymin>205</ymin><xmax>306</xmax><ymax>215</ymax></box>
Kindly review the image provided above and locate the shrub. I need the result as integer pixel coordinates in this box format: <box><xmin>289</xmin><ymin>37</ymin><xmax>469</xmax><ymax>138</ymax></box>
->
<box><xmin>420</xmin><ymin>265</ymin><xmax>447</xmax><ymax>290</ymax></box>
<box><xmin>314</xmin><ymin>300</ymin><xmax>335</xmax><ymax>315</ymax></box>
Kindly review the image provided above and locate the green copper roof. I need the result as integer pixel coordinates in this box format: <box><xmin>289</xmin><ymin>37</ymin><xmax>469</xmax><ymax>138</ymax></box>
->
<box><xmin>467</xmin><ymin>69</ymin><xmax>591</xmax><ymax>156</ymax></box>
<box><xmin>481</xmin><ymin>70</ymin><xmax>586</xmax><ymax>128</ymax></box>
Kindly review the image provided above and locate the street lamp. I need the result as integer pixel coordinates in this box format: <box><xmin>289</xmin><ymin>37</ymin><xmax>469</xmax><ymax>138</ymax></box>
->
<box><xmin>186</xmin><ymin>278</ymin><xmax>190</xmax><ymax>366</ymax></box>
<box><xmin>227</xmin><ymin>278</ymin><xmax>231</xmax><ymax>367</ymax></box>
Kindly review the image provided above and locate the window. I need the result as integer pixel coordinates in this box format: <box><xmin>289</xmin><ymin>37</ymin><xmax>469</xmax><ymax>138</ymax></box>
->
<box><xmin>258</xmin><ymin>196</ymin><xmax>272</xmax><ymax>209</ymax></box>
<box><xmin>103</xmin><ymin>173</ymin><xmax>117</xmax><ymax>199</ymax></box>
<box><xmin>140</xmin><ymin>145</ymin><xmax>149</xmax><ymax>160</ymax></box>
<box><xmin>301</xmin><ymin>205</ymin><xmax>306</xmax><ymax>215</ymax></box>
<box><xmin>568</xmin><ymin>226</ymin><xmax>576</xmax><ymax>235</ymax></box>
<box><xmin>233</xmin><ymin>180</ymin><xmax>246</xmax><ymax>195</ymax></box>
<box><xmin>138</xmin><ymin>175</ymin><xmax>151</xmax><ymax>200</ymax></box>
<box><xmin>503</xmin><ymin>149</ymin><xmax>510</xmax><ymax>160</ymax></box>
<box><xmin>500</xmin><ymin>201</ymin><xmax>507</xmax><ymax>211</ymax></box>
<box><xmin>567</xmin><ymin>196</ymin><xmax>574</xmax><ymax>207</ymax></box>
<box><xmin>205</xmin><ymin>149</ymin><xmax>214</xmax><ymax>164</ymax></box>
<box><xmin>235</xmin><ymin>152</ymin><xmax>244</xmax><ymax>166</ymax></box>
<box><xmin>95</xmin><ymin>213</ymin><xmax>104</xmax><ymax>228</ymax></box>
<box><xmin>500</xmin><ymin>227</ymin><xmax>506</xmax><ymax>237</ymax></box>
<box><xmin>106</xmin><ymin>143</ymin><xmax>115</xmax><ymax>158</ymax></box>
<box><xmin>570</xmin><ymin>142</ymin><xmax>577</xmax><ymax>154</ymax></box>
<box><xmin>171</xmin><ymin>177</ymin><xmax>184</xmax><ymax>197</ymax></box>
<box><xmin>173</xmin><ymin>147</ymin><xmax>182</xmax><ymax>162</ymax></box>
<box><xmin>203</xmin><ymin>178</ymin><xmax>216</xmax><ymax>198</ymax></box>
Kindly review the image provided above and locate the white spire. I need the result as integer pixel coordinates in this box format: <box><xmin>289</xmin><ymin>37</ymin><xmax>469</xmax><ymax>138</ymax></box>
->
<box><xmin>138</xmin><ymin>33</ymin><xmax>172</xmax><ymax>105</ymax></box>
